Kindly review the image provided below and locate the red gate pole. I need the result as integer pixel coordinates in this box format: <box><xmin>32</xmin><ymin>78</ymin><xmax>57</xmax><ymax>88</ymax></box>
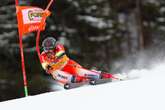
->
<box><xmin>36</xmin><ymin>0</ymin><xmax>54</xmax><ymax>63</ymax></box>
<box><xmin>15</xmin><ymin>0</ymin><xmax>29</xmax><ymax>97</ymax></box>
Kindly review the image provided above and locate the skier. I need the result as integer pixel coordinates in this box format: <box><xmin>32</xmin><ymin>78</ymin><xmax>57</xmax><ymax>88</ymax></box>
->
<box><xmin>40</xmin><ymin>37</ymin><xmax>117</xmax><ymax>86</ymax></box>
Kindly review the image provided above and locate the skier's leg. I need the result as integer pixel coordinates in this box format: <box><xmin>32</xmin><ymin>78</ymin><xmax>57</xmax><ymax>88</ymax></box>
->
<box><xmin>62</xmin><ymin>59</ymin><xmax>102</xmax><ymax>80</ymax></box>
<box><xmin>100</xmin><ymin>72</ymin><xmax>116</xmax><ymax>79</ymax></box>
<box><xmin>62</xmin><ymin>60</ymin><xmax>86</xmax><ymax>82</ymax></box>
<box><xmin>51</xmin><ymin>69</ymin><xmax>85</xmax><ymax>84</ymax></box>
<box><xmin>77</xmin><ymin>68</ymin><xmax>120</xmax><ymax>80</ymax></box>
<box><xmin>76</xmin><ymin>68</ymin><xmax>101</xmax><ymax>80</ymax></box>
<box><xmin>62</xmin><ymin>59</ymin><xmax>110</xmax><ymax>80</ymax></box>
<box><xmin>51</xmin><ymin>70</ymin><xmax>75</xmax><ymax>84</ymax></box>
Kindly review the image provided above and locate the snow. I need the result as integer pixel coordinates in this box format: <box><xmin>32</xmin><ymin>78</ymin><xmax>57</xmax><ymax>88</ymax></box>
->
<box><xmin>145</xmin><ymin>0</ymin><xmax>160</xmax><ymax>6</ymax></box>
<box><xmin>157</xmin><ymin>17</ymin><xmax>165</xmax><ymax>22</ymax></box>
<box><xmin>160</xmin><ymin>7</ymin><xmax>165</xmax><ymax>13</ymax></box>
<box><xmin>88</xmin><ymin>35</ymin><xmax>112</xmax><ymax>42</ymax></box>
<box><xmin>0</xmin><ymin>63</ymin><xmax>165</xmax><ymax>110</ymax></box>
<box><xmin>77</xmin><ymin>15</ymin><xmax>113</xmax><ymax>29</ymax></box>
<box><xmin>159</xmin><ymin>26</ymin><xmax>165</xmax><ymax>31</ymax></box>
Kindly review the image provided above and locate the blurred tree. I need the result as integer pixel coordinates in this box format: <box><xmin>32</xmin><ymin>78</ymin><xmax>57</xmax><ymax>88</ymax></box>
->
<box><xmin>29</xmin><ymin>0</ymin><xmax>165</xmax><ymax>69</ymax></box>
<box><xmin>0</xmin><ymin>0</ymin><xmax>164</xmax><ymax>71</ymax></box>
<box><xmin>109</xmin><ymin>0</ymin><xmax>161</xmax><ymax>50</ymax></box>
<box><xmin>31</xmin><ymin>0</ymin><xmax>117</xmax><ymax>70</ymax></box>
<box><xmin>1</xmin><ymin>0</ymin><xmax>165</xmax><ymax>101</ymax></box>
<box><xmin>0</xmin><ymin>0</ymin><xmax>52</xmax><ymax>101</ymax></box>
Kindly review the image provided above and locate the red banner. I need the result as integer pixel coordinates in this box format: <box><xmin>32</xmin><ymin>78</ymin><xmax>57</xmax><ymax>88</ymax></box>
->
<box><xmin>16</xmin><ymin>6</ymin><xmax>51</xmax><ymax>36</ymax></box>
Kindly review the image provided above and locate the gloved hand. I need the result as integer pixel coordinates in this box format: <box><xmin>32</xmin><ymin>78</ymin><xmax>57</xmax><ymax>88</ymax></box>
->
<box><xmin>46</xmin><ymin>65</ymin><xmax>53</xmax><ymax>74</ymax></box>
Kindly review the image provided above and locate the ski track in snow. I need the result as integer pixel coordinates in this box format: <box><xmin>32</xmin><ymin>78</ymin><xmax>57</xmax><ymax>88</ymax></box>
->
<box><xmin>0</xmin><ymin>63</ymin><xmax>165</xmax><ymax>110</ymax></box>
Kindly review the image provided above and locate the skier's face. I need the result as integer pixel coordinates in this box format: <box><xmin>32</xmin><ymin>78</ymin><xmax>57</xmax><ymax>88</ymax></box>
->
<box><xmin>47</xmin><ymin>51</ymin><xmax>55</xmax><ymax>61</ymax></box>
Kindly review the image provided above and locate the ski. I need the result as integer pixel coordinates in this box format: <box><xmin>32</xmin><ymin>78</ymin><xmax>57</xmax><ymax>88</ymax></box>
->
<box><xmin>89</xmin><ymin>78</ymin><xmax>112</xmax><ymax>85</ymax></box>
<box><xmin>63</xmin><ymin>78</ymin><xmax>113</xmax><ymax>89</ymax></box>
<box><xmin>63</xmin><ymin>73</ymin><xmax>139</xmax><ymax>89</ymax></box>
<box><xmin>64</xmin><ymin>81</ymin><xmax>89</xmax><ymax>89</ymax></box>
<box><xmin>63</xmin><ymin>79</ymin><xmax>112</xmax><ymax>89</ymax></box>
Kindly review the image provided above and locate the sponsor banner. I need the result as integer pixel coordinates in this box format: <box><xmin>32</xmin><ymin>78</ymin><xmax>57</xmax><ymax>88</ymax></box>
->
<box><xmin>16</xmin><ymin>6</ymin><xmax>51</xmax><ymax>36</ymax></box>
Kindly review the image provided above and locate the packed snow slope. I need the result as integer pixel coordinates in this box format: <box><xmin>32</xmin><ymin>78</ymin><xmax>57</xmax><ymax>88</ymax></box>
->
<box><xmin>0</xmin><ymin>63</ymin><xmax>165</xmax><ymax>110</ymax></box>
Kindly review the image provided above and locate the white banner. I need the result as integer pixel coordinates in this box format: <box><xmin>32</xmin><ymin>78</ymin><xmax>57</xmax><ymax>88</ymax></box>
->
<box><xmin>22</xmin><ymin>7</ymin><xmax>44</xmax><ymax>24</ymax></box>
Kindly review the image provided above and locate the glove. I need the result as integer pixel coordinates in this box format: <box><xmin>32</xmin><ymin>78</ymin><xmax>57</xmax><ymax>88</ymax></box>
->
<box><xmin>46</xmin><ymin>65</ymin><xmax>53</xmax><ymax>74</ymax></box>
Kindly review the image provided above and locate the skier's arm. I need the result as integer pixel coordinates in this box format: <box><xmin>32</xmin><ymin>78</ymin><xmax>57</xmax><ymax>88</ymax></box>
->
<box><xmin>41</xmin><ymin>62</ymin><xmax>48</xmax><ymax>70</ymax></box>
<box><xmin>55</xmin><ymin>43</ymin><xmax>66</xmax><ymax>59</ymax></box>
<box><xmin>42</xmin><ymin>62</ymin><xmax>56</xmax><ymax>75</ymax></box>
<box><xmin>41</xmin><ymin>53</ymin><xmax>53</xmax><ymax>74</ymax></box>
<box><xmin>55</xmin><ymin>51</ymin><xmax>65</xmax><ymax>58</ymax></box>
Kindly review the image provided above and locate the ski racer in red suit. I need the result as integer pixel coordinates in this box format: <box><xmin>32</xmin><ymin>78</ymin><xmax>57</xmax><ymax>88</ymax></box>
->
<box><xmin>41</xmin><ymin>37</ymin><xmax>117</xmax><ymax>85</ymax></box>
